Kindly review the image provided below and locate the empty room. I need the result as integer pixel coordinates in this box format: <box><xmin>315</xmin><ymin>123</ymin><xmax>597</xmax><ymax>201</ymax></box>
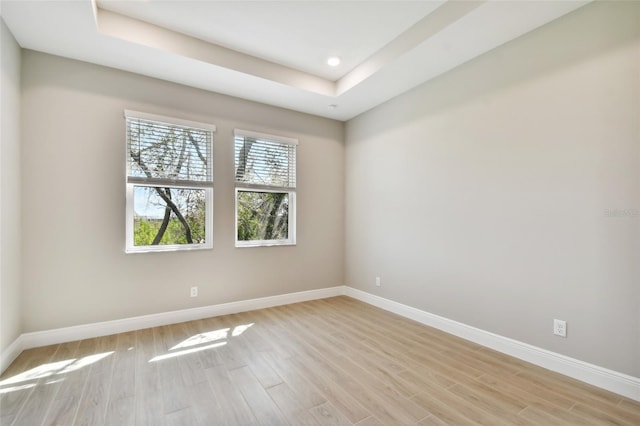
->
<box><xmin>1</xmin><ymin>0</ymin><xmax>639</xmax><ymax>424</ymax></box>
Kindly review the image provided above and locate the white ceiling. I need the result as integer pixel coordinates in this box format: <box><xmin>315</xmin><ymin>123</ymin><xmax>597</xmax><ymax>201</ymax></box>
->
<box><xmin>97</xmin><ymin>0</ymin><xmax>444</xmax><ymax>81</ymax></box>
<box><xmin>1</xmin><ymin>0</ymin><xmax>590</xmax><ymax>121</ymax></box>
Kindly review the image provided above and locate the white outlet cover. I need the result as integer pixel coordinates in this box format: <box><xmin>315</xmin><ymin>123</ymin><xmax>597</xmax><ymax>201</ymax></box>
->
<box><xmin>553</xmin><ymin>319</ymin><xmax>567</xmax><ymax>337</ymax></box>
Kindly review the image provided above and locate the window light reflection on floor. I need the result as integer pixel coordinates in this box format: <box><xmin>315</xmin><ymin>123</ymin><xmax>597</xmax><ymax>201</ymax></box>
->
<box><xmin>170</xmin><ymin>328</ymin><xmax>230</xmax><ymax>350</ymax></box>
<box><xmin>149</xmin><ymin>341</ymin><xmax>227</xmax><ymax>362</ymax></box>
<box><xmin>232</xmin><ymin>323</ymin><xmax>254</xmax><ymax>336</ymax></box>
<box><xmin>0</xmin><ymin>322</ymin><xmax>258</xmax><ymax>394</ymax></box>
<box><xmin>0</xmin><ymin>351</ymin><xmax>114</xmax><ymax>395</ymax></box>
<box><xmin>153</xmin><ymin>322</ymin><xmax>254</xmax><ymax>363</ymax></box>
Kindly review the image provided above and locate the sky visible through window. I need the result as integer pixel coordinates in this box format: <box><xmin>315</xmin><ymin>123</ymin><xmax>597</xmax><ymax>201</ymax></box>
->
<box><xmin>127</xmin><ymin>114</ymin><xmax>213</xmax><ymax>248</ymax></box>
<box><xmin>134</xmin><ymin>186</ymin><xmax>198</xmax><ymax>219</ymax></box>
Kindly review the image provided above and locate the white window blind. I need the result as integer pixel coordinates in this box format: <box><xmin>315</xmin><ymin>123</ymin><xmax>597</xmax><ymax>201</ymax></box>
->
<box><xmin>234</xmin><ymin>129</ymin><xmax>297</xmax><ymax>191</ymax></box>
<box><xmin>234</xmin><ymin>129</ymin><xmax>297</xmax><ymax>247</ymax></box>
<box><xmin>127</xmin><ymin>112</ymin><xmax>214</xmax><ymax>188</ymax></box>
<box><xmin>125</xmin><ymin>110</ymin><xmax>215</xmax><ymax>253</ymax></box>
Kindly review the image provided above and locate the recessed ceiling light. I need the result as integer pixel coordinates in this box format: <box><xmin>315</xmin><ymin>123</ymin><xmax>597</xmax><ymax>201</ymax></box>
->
<box><xmin>327</xmin><ymin>56</ymin><xmax>340</xmax><ymax>67</ymax></box>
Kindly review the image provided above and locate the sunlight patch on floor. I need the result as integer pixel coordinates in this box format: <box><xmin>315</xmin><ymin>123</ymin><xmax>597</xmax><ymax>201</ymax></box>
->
<box><xmin>0</xmin><ymin>351</ymin><xmax>114</xmax><ymax>395</ymax></box>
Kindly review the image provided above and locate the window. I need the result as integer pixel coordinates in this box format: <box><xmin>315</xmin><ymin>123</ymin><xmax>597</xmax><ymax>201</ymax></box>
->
<box><xmin>234</xmin><ymin>129</ymin><xmax>297</xmax><ymax>247</ymax></box>
<box><xmin>125</xmin><ymin>110</ymin><xmax>215</xmax><ymax>253</ymax></box>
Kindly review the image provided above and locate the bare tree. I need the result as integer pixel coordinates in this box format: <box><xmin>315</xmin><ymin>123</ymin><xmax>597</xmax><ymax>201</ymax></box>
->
<box><xmin>129</xmin><ymin>123</ymin><xmax>209</xmax><ymax>245</ymax></box>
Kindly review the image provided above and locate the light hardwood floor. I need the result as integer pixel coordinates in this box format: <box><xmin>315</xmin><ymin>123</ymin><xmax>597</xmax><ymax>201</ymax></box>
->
<box><xmin>1</xmin><ymin>296</ymin><xmax>639</xmax><ymax>425</ymax></box>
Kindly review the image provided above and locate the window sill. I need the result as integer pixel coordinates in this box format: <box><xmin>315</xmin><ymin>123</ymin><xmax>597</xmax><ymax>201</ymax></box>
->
<box><xmin>235</xmin><ymin>240</ymin><xmax>296</xmax><ymax>248</ymax></box>
<box><xmin>126</xmin><ymin>243</ymin><xmax>213</xmax><ymax>254</ymax></box>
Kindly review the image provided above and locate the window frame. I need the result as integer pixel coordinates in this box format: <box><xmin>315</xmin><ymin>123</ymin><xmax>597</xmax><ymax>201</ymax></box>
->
<box><xmin>234</xmin><ymin>129</ymin><xmax>297</xmax><ymax>248</ymax></box>
<box><xmin>125</xmin><ymin>110</ymin><xmax>216</xmax><ymax>254</ymax></box>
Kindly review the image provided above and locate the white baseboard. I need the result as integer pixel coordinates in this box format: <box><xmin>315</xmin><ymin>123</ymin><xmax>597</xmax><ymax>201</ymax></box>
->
<box><xmin>3</xmin><ymin>284</ymin><xmax>638</xmax><ymax>402</ymax></box>
<box><xmin>0</xmin><ymin>285</ymin><xmax>344</xmax><ymax>374</ymax></box>
<box><xmin>0</xmin><ymin>335</ymin><xmax>24</xmax><ymax>374</ymax></box>
<box><xmin>344</xmin><ymin>287</ymin><xmax>640</xmax><ymax>402</ymax></box>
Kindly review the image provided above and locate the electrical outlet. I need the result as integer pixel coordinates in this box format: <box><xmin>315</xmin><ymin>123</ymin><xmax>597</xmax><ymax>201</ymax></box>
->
<box><xmin>190</xmin><ymin>286</ymin><xmax>198</xmax><ymax>297</ymax></box>
<box><xmin>553</xmin><ymin>319</ymin><xmax>567</xmax><ymax>337</ymax></box>
<box><xmin>375</xmin><ymin>277</ymin><xmax>381</xmax><ymax>287</ymax></box>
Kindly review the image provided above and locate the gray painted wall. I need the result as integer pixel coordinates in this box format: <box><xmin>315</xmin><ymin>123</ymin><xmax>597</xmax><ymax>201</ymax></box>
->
<box><xmin>345</xmin><ymin>1</ymin><xmax>640</xmax><ymax>376</ymax></box>
<box><xmin>0</xmin><ymin>18</ymin><xmax>22</xmax><ymax>354</ymax></box>
<box><xmin>20</xmin><ymin>51</ymin><xmax>345</xmax><ymax>333</ymax></box>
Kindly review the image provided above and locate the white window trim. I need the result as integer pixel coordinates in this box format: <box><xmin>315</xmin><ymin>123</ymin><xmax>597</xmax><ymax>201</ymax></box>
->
<box><xmin>234</xmin><ymin>128</ymin><xmax>298</xmax><ymax>146</ymax></box>
<box><xmin>125</xmin><ymin>110</ymin><xmax>217</xmax><ymax>132</ymax></box>
<box><xmin>125</xmin><ymin>110</ymin><xmax>215</xmax><ymax>253</ymax></box>
<box><xmin>234</xmin><ymin>129</ymin><xmax>297</xmax><ymax>248</ymax></box>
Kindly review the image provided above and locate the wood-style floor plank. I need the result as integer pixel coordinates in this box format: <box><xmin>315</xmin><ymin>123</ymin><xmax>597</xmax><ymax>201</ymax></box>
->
<box><xmin>266</xmin><ymin>381</ymin><xmax>320</xmax><ymax>425</ymax></box>
<box><xmin>227</xmin><ymin>365</ymin><xmax>289</xmax><ymax>425</ymax></box>
<box><xmin>355</xmin><ymin>415</ymin><xmax>385</xmax><ymax>426</ymax></box>
<box><xmin>205</xmin><ymin>364</ymin><xmax>257</xmax><ymax>425</ymax></box>
<box><xmin>259</xmin><ymin>351</ymin><xmax>327</xmax><ymax>410</ymax></box>
<box><xmin>10</xmin><ymin>376</ymin><xmax>59</xmax><ymax>425</ymax></box>
<box><xmin>417</xmin><ymin>414</ymin><xmax>449</xmax><ymax>426</ymax></box>
<box><xmin>309</xmin><ymin>401</ymin><xmax>352</xmax><ymax>425</ymax></box>
<box><xmin>185</xmin><ymin>379</ymin><xmax>222</xmax><ymax>425</ymax></box>
<box><xmin>133</xmin><ymin>328</ymin><xmax>163</xmax><ymax>425</ymax></box>
<box><xmin>1</xmin><ymin>296</ymin><xmax>639</xmax><ymax>425</ymax></box>
<box><xmin>103</xmin><ymin>395</ymin><xmax>134</xmax><ymax>426</ymax></box>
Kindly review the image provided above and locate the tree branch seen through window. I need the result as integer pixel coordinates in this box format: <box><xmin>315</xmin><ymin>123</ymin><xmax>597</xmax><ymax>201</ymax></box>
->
<box><xmin>234</xmin><ymin>130</ymin><xmax>297</xmax><ymax>247</ymax></box>
<box><xmin>125</xmin><ymin>111</ymin><xmax>214</xmax><ymax>253</ymax></box>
